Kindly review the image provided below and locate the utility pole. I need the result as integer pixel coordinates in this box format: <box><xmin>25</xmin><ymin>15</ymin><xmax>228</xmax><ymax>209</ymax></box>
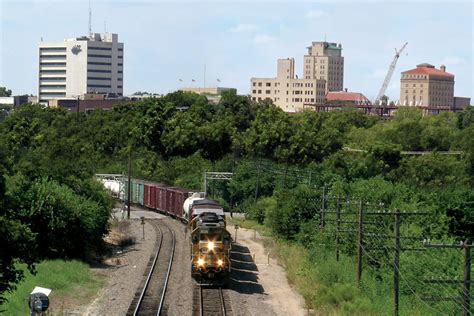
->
<box><xmin>357</xmin><ymin>200</ymin><xmax>364</xmax><ymax>286</ymax></box>
<box><xmin>463</xmin><ymin>240</ymin><xmax>471</xmax><ymax>316</ymax></box>
<box><xmin>336</xmin><ymin>195</ymin><xmax>341</xmax><ymax>262</ymax></box>
<box><xmin>394</xmin><ymin>209</ymin><xmax>401</xmax><ymax>316</ymax></box>
<box><xmin>320</xmin><ymin>186</ymin><xmax>326</xmax><ymax>229</ymax></box>
<box><xmin>127</xmin><ymin>150</ymin><xmax>131</xmax><ymax>220</ymax></box>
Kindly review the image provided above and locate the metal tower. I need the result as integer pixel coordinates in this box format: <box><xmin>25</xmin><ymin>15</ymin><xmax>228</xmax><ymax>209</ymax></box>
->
<box><xmin>375</xmin><ymin>42</ymin><xmax>408</xmax><ymax>105</ymax></box>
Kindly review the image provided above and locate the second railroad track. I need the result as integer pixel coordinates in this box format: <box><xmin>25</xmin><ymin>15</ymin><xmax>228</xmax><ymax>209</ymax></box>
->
<box><xmin>127</xmin><ymin>220</ymin><xmax>176</xmax><ymax>316</ymax></box>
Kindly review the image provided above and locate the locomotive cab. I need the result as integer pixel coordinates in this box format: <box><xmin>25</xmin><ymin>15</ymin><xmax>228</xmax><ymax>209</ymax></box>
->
<box><xmin>190</xmin><ymin>212</ymin><xmax>231</xmax><ymax>285</ymax></box>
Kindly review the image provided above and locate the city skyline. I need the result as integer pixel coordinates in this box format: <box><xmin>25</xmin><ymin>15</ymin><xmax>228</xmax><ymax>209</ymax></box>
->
<box><xmin>0</xmin><ymin>0</ymin><xmax>472</xmax><ymax>101</ymax></box>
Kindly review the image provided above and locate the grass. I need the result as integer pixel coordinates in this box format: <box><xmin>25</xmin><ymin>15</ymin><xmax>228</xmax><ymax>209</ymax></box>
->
<box><xmin>230</xmin><ymin>217</ymin><xmax>440</xmax><ymax>316</ymax></box>
<box><xmin>0</xmin><ymin>259</ymin><xmax>105</xmax><ymax>315</ymax></box>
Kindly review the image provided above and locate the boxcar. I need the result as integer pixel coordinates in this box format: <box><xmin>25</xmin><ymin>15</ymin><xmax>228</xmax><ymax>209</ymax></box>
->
<box><xmin>156</xmin><ymin>185</ymin><xmax>166</xmax><ymax>213</ymax></box>
<box><xmin>144</xmin><ymin>182</ymin><xmax>159</xmax><ymax>209</ymax></box>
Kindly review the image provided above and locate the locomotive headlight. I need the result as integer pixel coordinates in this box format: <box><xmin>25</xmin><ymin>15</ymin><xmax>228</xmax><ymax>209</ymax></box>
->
<box><xmin>197</xmin><ymin>258</ymin><xmax>205</xmax><ymax>266</ymax></box>
<box><xmin>217</xmin><ymin>259</ymin><xmax>223</xmax><ymax>266</ymax></box>
<box><xmin>208</xmin><ymin>241</ymin><xmax>215</xmax><ymax>251</ymax></box>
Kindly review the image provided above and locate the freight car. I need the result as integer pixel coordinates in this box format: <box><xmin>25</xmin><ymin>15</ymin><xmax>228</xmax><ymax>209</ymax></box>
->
<box><xmin>121</xmin><ymin>178</ymin><xmax>231</xmax><ymax>285</ymax></box>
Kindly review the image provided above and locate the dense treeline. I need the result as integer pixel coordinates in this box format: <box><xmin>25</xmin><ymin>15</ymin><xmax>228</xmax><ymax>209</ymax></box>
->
<box><xmin>0</xmin><ymin>90</ymin><xmax>472</xmax><ymax>305</ymax></box>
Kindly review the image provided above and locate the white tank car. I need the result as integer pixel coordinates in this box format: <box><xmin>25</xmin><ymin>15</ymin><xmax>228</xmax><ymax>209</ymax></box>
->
<box><xmin>102</xmin><ymin>179</ymin><xmax>123</xmax><ymax>199</ymax></box>
<box><xmin>183</xmin><ymin>192</ymin><xmax>206</xmax><ymax>220</ymax></box>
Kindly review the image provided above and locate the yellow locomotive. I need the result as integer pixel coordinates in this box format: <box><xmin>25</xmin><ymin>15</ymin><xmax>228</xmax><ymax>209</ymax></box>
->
<box><xmin>185</xmin><ymin>195</ymin><xmax>231</xmax><ymax>285</ymax></box>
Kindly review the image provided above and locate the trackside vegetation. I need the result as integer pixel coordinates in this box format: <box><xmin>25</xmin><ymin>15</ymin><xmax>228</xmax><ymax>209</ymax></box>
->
<box><xmin>0</xmin><ymin>90</ymin><xmax>472</xmax><ymax>314</ymax></box>
<box><xmin>1</xmin><ymin>260</ymin><xmax>104</xmax><ymax>314</ymax></box>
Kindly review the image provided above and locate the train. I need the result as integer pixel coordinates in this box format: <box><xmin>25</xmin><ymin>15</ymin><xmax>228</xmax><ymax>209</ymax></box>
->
<box><xmin>97</xmin><ymin>175</ymin><xmax>231</xmax><ymax>285</ymax></box>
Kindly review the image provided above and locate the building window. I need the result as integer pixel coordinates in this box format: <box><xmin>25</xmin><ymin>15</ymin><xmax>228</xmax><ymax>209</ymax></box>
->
<box><xmin>89</xmin><ymin>47</ymin><xmax>112</xmax><ymax>51</ymax></box>
<box><xmin>40</xmin><ymin>55</ymin><xmax>66</xmax><ymax>59</ymax></box>
<box><xmin>88</xmin><ymin>54</ymin><xmax>112</xmax><ymax>58</ymax></box>
<box><xmin>118</xmin><ymin>63</ymin><xmax>123</xmax><ymax>66</ymax></box>
<box><xmin>40</xmin><ymin>62</ymin><xmax>66</xmax><ymax>66</ymax></box>
<box><xmin>89</xmin><ymin>69</ymin><xmax>112</xmax><ymax>73</ymax></box>
<box><xmin>39</xmin><ymin>92</ymin><xmax>66</xmax><ymax>96</ymax></box>
<box><xmin>39</xmin><ymin>70</ymin><xmax>66</xmax><ymax>74</ymax></box>
<box><xmin>118</xmin><ymin>55</ymin><xmax>123</xmax><ymax>59</ymax></box>
<box><xmin>39</xmin><ymin>85</ymin><xmax>66</xmax><ymax>88</ymax></box>
<box><xmin>253</xmin><ymin>82</ymin><xmax>256</xmax><ymax>86</ymax></box>
<box><xmin>40</xmin><ymin>77</ymin><xmax>66</xmax><ymax>81</ymax></box>
<box><xmin>118</xmin><ymin>70</ymin><xmax>123</xmax><ymax>74</ymax></box>
<box><xmin>258</xmin><ymin>82</ymin><xmax>262</xmax><ymax>87</ymax></box>
<box><xmin>40</xmin><ymin>47</ymin><xmax>66</xmax><ymax>52</ymax></box>
<box><xmin>88</xmin><ymin>84</ymin><xmax>112</xmax><ymax>88</ymax></box>
<box><xmin>258</xmin><ymin>90</ymin><xmax>261</xmax><ymax>94</ymax></box>
<box><xmin>87</xmin><ymin>77</ymin><xmax>111</xmax><ymax>80</ymax></box>
<box><xmin>265</xmin><ymin>90</ymin><xmax>271</xmax><ymax>94</ymax></box>
<box><xmin>252</xmin><ymin>90</ymin><xmax>256</xmax><ymax>93</ymax></box>
<box><xmin>88</xmin><ymin>62</ymin><xmax>112</xmax><ymax>66</ymax></box>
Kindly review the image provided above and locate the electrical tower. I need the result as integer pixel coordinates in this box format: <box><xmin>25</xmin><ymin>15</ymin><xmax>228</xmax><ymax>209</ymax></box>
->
<box><xmin>374</xmin><ymin>42</ymin><xmax>408</xmax><ymax>105</ymax></box>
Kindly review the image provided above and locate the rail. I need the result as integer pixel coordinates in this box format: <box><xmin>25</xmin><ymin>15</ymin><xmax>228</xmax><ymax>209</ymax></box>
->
<box><xmin>199</xmin><ymin>286</ymin><xmax>227</xmax><ymax>316</ymax></box>
<box><xmin>128</xmin><ymin>222</ymin><xmax>176</xmax><ymax>315</ymax></box>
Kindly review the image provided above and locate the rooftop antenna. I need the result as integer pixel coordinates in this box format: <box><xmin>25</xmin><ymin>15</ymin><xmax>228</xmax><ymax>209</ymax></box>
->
<box><xmin>88</xmin><ymin>0</ymin><xmax>92</xmax><ymax>35</ymax></box>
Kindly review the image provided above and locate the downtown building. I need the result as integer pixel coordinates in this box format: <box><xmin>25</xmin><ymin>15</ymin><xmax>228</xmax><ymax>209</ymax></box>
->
<box><xmin>400</xmin><ymin>63</ymin><xmax>470</xmax><ymax>112</ymax></box>
<box><xmin>38</xmin><ymin>33</ymin><xmax>123</xmax><ymax>104</ymax></box>
<box><xmin>250</xmin><ymin>41</ymin><xmax>344</xmax><ymax>112</ymax></box>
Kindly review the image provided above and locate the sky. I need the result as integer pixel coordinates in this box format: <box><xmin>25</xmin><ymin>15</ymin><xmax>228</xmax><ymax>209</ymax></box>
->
<box><xmin>0</xmin><ymin>0</ymin><xmax>473</xmax><ymax>101</ymax></box>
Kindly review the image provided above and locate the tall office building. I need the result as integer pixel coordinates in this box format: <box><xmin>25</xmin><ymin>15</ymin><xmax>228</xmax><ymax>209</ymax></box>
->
<box><xmin>38</xmin><ymin>33</ymin><xmax>123</xmax><ymax>103</ymax></box>
<box><xmin>303</xmin><ymin>41</ymin><xmax>344</xmax><ymax>93</ymax></box>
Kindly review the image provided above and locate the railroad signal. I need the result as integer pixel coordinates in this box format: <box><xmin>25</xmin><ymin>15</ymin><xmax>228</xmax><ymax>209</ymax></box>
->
<box><xmin>140</xmin><ymin>216</ymin><xmax>145</xmax><ymax>239</ymax></box>
<box><xmin>28</xmin><ymin>287</ymin><xmax>51</xmax><ymax>315</ymax></box>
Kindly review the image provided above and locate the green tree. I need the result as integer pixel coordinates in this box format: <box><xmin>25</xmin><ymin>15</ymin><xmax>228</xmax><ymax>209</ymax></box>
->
<box><xmin>242</xmin><ymin>102</ymin><xmax>293</xmax><ymax>161</ymax></box>
<box><xmin>267</xmin><ymin>185</ymin><xmax>317</xmax><ymax>240</ymax></box>
<box><xmin>0</xmin><ymin>87</ymin><xmax>12</xmax><ymax>97</ymax></box>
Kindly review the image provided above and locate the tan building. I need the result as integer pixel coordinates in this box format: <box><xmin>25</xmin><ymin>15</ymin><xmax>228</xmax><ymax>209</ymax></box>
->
<box><xmin>400</xmin><ymin>63</ymin><xmax>454</xmax><ymax>107</ymax></box>
<box><xmin>250</xmin><ymin>58</ymin><xmax>326</xmax><ymax>112</ymax></box>
<box><xmin>303</xmin><ymin>42</ymin><xmax>344</xmax><ymax>93</ymax></box>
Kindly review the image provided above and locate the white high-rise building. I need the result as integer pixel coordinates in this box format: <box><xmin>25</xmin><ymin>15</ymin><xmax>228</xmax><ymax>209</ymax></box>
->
<box><xmin>38</xmin><ymin>33</ymin><xmax>123</xmax><ymax>103</ymax></box>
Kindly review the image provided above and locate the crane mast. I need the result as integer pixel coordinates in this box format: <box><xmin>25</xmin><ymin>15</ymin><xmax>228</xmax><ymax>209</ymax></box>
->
<box><xmin>375</xmin><ymin>42</ymin><xmax>408</xmax><ymax>105</ymax></box>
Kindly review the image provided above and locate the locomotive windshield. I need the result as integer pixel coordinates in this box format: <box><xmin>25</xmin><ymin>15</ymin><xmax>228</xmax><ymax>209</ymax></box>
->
<box><xmin>200</xmin><ymin>233</ymin><xmax>223</xmax><ymax>241</ymax></box>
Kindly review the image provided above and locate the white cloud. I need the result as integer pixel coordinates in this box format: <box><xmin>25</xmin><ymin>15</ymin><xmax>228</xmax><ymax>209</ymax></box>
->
<box><xmin>305</xmin><ymin>10</ymin><xmax>328</xmax><ymax>19</ymax></box>
<box><xmin>254</xmin><ymin>34</ymin><xmax>276</xmax><ymax>45</ymax></box>
<box><xmin>228</xmin><ymin>24</ymin><xmax>258</xmax><ymax>33</ymax></box>
<box><xmin>440</xmin><ymin>56</ymin><xmax>464</xmax><ymax>66</ymax></box>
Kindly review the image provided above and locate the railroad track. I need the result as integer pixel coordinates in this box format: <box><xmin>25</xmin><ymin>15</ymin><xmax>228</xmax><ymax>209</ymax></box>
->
<box><xmin>195</xmin><ymin>286</ymin><xmax>231</xmax><ymax>316</ymax></box>
<box><xmin>127</xmin><ymin>220</ymin><xmax>176</xmax><ymax>316</ymax></box>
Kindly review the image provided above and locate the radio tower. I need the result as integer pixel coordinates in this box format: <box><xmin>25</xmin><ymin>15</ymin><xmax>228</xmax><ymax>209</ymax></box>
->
<box><xmin>374</xmin><ymin>42</ymin><xmax>408</xmax><ymax>105</ymax></box>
